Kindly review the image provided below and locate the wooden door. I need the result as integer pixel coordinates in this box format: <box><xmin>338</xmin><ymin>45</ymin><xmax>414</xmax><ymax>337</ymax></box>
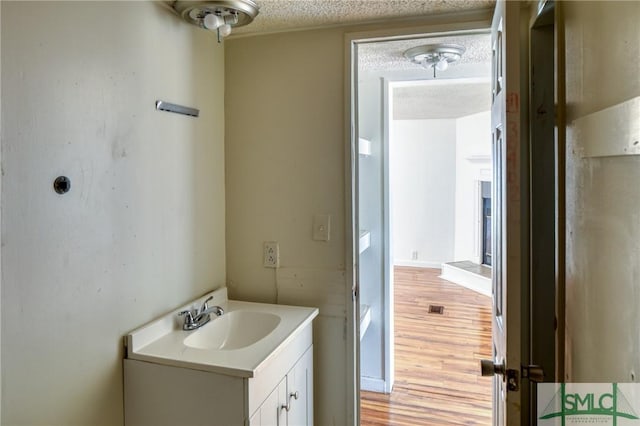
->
<box><xmin>482</xmin><ymin>1</ymin><xmax>527</xmax><ymax>425</ymax></box>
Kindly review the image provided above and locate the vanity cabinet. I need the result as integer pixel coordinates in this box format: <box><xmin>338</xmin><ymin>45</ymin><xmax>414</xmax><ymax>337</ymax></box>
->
<box><xmin>124</xmin><ymin>322</ymin><xmax>314</xmax><ymax>426</ymax></box>
<box><xmin>250</xmin><ymin>346</ymin><xmax>313</xmax><ymax>426</ymax></box>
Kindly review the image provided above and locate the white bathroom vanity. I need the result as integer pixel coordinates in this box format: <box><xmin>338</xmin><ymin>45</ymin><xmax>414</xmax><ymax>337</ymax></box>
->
<box><xmin>124</xmin><ymin>288</ymin><xmax>318</xmax><ymax>426</ymax></box>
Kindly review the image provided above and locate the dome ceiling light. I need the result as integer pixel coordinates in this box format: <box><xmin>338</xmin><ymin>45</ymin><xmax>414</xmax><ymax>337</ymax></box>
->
<box><xmin>173</xmin><ymin>1</ymin><xmax>260</xmax><ymax>42</ymax></box>
<box><xmin>404</xmin><ymin>43</ymin><xmax>466</xmax><ymax>78</ymax></box>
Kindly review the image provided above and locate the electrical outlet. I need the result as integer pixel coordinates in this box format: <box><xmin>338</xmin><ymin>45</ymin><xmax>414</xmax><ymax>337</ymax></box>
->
<box><xmin>263</xmin><ymin>241</ymin><xmax>279</xmax><ymax>268</ymax></box>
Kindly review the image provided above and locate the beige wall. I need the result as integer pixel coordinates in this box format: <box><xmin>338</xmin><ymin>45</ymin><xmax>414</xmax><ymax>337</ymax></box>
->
<box><xmin>225</xmin><ymin>28</ymin><xmax>348</xmax><ymax>425</ymax></box>
<box><xmin>1</xmin><ymin>2</ymin><xmax>226</xmax><ymax>424</ymax></box>
<box><xmin>563</xmin><ymin>1</ymin><xmax>640</xmax><ymax>382</ymax></box>
<box><xmin>225</xmin><ymin>29</ymin><xmax>346</xmax><ymax>303</ymax></box>
<box><xmin>564</xmin><ymin>1</ymin><xmax>640</xmax><ymax>118</ymax></box>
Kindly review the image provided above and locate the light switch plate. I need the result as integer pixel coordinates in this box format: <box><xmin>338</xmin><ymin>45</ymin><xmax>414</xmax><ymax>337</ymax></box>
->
<box><xmin>312</xmin><ymin>214</ymin><xmax>331</xmax><ymax>241</ymax></box>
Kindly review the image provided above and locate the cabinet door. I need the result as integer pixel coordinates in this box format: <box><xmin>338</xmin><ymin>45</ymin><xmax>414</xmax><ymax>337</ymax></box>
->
<box><xmin>250</xmin><ymin>377</ymin><xmax>287</xmax><ymax>426</ymax></box>
<box><xmin>287</xmin><ymin>348</ymin><xmax>313</xmax><ymax>426</ymax></box>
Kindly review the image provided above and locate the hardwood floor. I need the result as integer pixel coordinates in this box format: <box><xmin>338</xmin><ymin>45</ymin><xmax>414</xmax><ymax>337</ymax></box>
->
<box><xmin>360</xmin><ymin>266</ymin><xmax>493</xmax><ymax>426</ymax></box>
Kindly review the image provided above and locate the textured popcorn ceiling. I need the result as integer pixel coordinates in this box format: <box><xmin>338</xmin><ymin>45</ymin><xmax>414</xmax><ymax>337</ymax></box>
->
<box><xmin>358</xmin><ymin>33</ymin><xmax>491</xmax><ymax>72</ymax></box>
<box><xmin>360</xmin><ymin>33</ymin><xmax>492</xmax><ymax>119</ymax></box>
<box><xmin>232</xmin><ymin>0</ymin><xmax>495</xmax><ymax>36</ymax></box>
<box><xmin>393</xmin><ymin>81</ymin><xmax>490</xmax><ymax>119</ymax></box>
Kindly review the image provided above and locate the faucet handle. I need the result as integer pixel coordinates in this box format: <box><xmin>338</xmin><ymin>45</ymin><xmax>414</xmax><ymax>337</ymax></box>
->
<box><xmin>200</xmin><ymin>296</ymin><xmax>214</xmax><ymax>313</ymax></box>
<box><xmin>178</xmin><ymin>310</ymin><xmax>195</xmax><ymax>327</ymax></box>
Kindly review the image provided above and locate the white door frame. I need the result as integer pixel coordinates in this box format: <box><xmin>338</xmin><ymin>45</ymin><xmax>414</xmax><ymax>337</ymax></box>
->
<box><xmin>382</xmin><ymin>77</ymin><xmax>393</xmax><ymax>394</ymax></box>
<box><xmin>344</xmin><ymin>12</ymin><xmax>493</xmax><ymax>425</ymax></box>
<box><xmin>355</xmin><ymin>75</ymin><xmax>395</xmax><ymax>394</ymax></box>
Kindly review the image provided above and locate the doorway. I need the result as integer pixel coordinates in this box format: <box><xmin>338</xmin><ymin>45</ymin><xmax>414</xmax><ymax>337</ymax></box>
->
<box><xmin>353</xmin><ymin>32</ymin><xmax>495</xmax><ymax>424</ymax></box>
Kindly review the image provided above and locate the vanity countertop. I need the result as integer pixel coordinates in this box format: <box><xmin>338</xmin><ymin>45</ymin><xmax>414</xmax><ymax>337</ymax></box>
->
<box><xmin>125</xmin><ymin>288</ymin><xmax>318</xmax><ymax>378</ymax></box>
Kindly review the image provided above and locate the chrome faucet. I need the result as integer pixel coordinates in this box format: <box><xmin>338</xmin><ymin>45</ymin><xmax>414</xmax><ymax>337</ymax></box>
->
<box><xmin>178</xmin><ymin>296</ymin><xmax>225</xmax><ymax>331</ymax></box>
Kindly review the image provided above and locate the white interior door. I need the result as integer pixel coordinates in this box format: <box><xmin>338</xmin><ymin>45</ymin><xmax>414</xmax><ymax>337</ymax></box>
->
<box><xmin>481</xmin><ymin>1</ymin><xmax>527</xmax><ymax>425</ymax></box>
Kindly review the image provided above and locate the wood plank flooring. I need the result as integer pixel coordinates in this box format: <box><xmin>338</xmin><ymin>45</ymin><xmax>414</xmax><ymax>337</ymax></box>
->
<box><xmin>360</xmin><ymin>267</ymin><xmax>493</xmax><ymax>426</ymax></box>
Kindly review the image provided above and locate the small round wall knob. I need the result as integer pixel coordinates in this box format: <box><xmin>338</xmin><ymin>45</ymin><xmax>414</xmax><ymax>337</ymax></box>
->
<box><xmin>53</xmin><ymin>176</ymin><xmax>71</xmax><ymax>194</ymax></box>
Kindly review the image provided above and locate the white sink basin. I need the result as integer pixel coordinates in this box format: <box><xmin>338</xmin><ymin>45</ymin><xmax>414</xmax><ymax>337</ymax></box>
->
<box><xmin>183</xmin><ymin>310</ymin><xmax>281</xmax><ymax>351</ymax></box>
<box><xmin>125</xmin><ymin>287</ymin><xmax>318</xmax><ymax>378</ymax></box>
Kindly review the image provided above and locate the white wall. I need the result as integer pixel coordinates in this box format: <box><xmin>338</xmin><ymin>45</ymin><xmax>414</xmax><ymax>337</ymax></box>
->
<box><xmin>454</xmin><ymin>111</ymin><xmax>491</xmax><ymax>263</ymax></box>
<box><xmin>563</xmin><ymin>1</ymin><xmax>640</xmax><ymax>382</ymax></box>
<box><xmin>1</xmin><ymin>2</ymin><xmax>226</xmax><ymax>425</ymax></box>
<box><xmin>391</xmin><ymin>119</ymin><xmax>457</xmax><ymax>267</ymax></box>
<box><xmin>390</xmin><ymin>112</ymin><xmax>490</xmax><ymax>267</ymax></box>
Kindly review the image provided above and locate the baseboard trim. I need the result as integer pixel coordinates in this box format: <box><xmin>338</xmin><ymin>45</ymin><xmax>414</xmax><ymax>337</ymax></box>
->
<box><xmin>360</xmin><ymin>377</ymin><xmax>390</xmax><ymax>394</ymax></box>
<box><xmin>393</xmin><ymin>260</ymin><xmax>442</xmax><ymax>269</ymax></box>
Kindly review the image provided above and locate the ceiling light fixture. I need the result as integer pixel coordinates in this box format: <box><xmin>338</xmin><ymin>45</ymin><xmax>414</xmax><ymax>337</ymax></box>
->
<box><xmin>404</xmin><ymin>43</ymin><xmax>465</xmax><ymax>78</ymax></box>
<box><xmin>173</xmin><ymin>1</ymin><xmax>260</xmax><ymax>43</ymax></box>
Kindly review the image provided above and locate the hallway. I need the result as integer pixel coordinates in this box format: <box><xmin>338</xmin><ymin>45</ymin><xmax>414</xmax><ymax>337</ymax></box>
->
<box><xmin>361</xmin><ymin>267</ymin><xmax>492</xmax><ymax>425</ymax></box>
